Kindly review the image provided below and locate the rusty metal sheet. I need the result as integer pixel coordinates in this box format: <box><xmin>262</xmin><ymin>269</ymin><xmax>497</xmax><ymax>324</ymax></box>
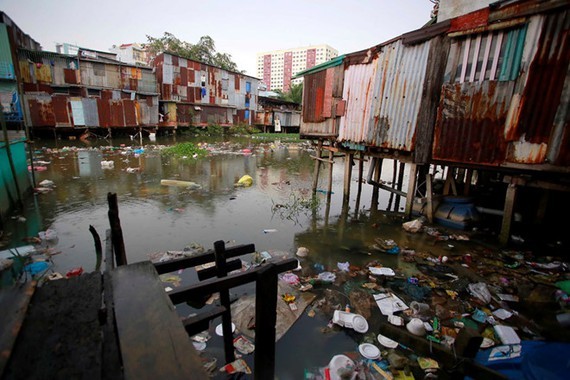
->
<box><xmin>302</xmin><ymin>70</ymin><xmax>326</xmax><ymax>123</ymax></box>
<box><xmin>433</xmin><ymin>81</ymin><xmax>514</xmax><ymax>165</ymax></box>
<box><xmin>129</xmin><ymin>78</ymin><xmax>138</xmax><ymax>91</ymax></box>
<box><xmin>181</xmin><ymin>67</ymin><xmax>188</xmax><ymax>86</ymax></box>
<box><xmin>63</xmin><ymin>69</ymin><xmax>81</xmax><ymax>84</ymax></box>
<box><xmin>512</xmin><ymin>10</ymin><xmax>570</xmax><ymax>165</ymax></box>
<box><xmin>28</xmin><ymin>98</ymin><xmax>55</xmax><ymax>127</ymax></box>
<box><xmin>162</xmin><ymin>84</ymin><xmax>172</xmax><ymax>101</ymax></box>
<box><xmin>123</xmin><ymin>99</ymin><xmax>137</xmax><ymax>126</ymax></box>
<box><xmin>52</xmin><ymin>96</ymin><xmax>70</xmax><ymax>126</ymax></box>
<box><xmin>97</xmin><ymin>98</ymin><xmax>111</xmax><ymax>127</ymax></box>
<box><xmin>110</xmin><ymin>101</ymin><xmax>125</xmax><ymax>127</ymax></box>
<box><xmin>176</xmin><ymin>103</ymin><xmax>192</xmax><ymax>126</ymax></box>
<box><xmin>449</xmin><ymin>8</ymin><xmax>490</xmax><ymax>33</ymax></box>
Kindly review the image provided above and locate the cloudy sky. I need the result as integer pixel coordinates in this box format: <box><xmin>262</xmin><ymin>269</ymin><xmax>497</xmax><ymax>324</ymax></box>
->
<box><xmin>2</xmin><ymin>0</ymin><xmax>435</xmax><ymax>76</ymax></box>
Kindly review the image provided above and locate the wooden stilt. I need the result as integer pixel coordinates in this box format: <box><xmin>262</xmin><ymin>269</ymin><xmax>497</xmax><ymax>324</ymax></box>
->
<box><xmin>443</xmin><ymin>166</ymin><xmax>458</xmax><ymax>196</ymax></box>
<box><xmin>369</xmin><ymin>158</ymin><xmax>383</xmax><ymax>212</ymax></box>
<box><xmin>464</xmin><ymin>169</ymin><xmax>473</xmax><ymax>195</ymax></box>
<box><xmin>354</xmin><ymin>152</ymin><xmax>364</xmax><ymax>219</ymax></box>
<box><xmin>107</xmin><ymin>193</ymin><xmax>127</xmax><ymax>267</ymax></box>
<box><xmin>405</xmin><ymin>164</ymin><xmax>419</xmax><ymax>218</ymax></box>
<box><xmin>387</xmin><ymin>160</ymin><xmax>398</xmax><ymax>211</ymax></box>
<box><xmin>500</xmin><ymin>184</ymin><xmax>517</xmax><ymax>245</ymax></box>
<box><xmin>312</xmin><ymin>140</ymin><xmax>323</xmax><ymax>194</ymax></box>
<box><xmin>343</xmin><ymin>152</ymin><xmax>353</xmax><ymax>205</ymax></box>
<box><xmin>327</xmin><ymin>149</ymin><xmax>334</xmax><ymax>196</ymax></box>
<box><xmin>426</xmin><ymin>173</ymin><xmax>434</xmax><ymax>223</ymax></box>
<box><xmin>395</xmin><ymin>161</ymin><xmax>405</xmax><ymax>212</ymax></box>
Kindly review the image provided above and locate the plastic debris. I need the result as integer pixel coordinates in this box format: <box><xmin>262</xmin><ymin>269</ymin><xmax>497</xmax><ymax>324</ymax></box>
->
<box><xmin>403</xmin><ymin>218</ymin><xmax>423</xmax><ymax>233</ymax></box>
<box><xmin>374</xmin><ymin>293</ymin><xmax>409</xmax><ymax>315</ymax></box>
<box><xmin>317</xmin><ymin>271</ymin><xmax>336</xmax><ymax>283</ymax></box>
<box><xmin>233</xmin><ymin>335</ymin><xmax>255</xmax><ymax>354</ymax></box>
<box><xmin>328</xmin><ymin>355</ymin><xmax>355</xmax><ymax>380</ymax></box>
<box><xmin>220</xmin><ymin>359</ymin><xmax>251</xmax><ymax>374</ymax></box>
<box><xmin>25</xmin><ymin>261</ymin><xmax>50</xmax><ymax>276</ymax></box>
<box><xmin>468</xmin><ymin>282</ymin><xmax>492</xmax><ymax>304</ymax></box>
<box><xmin>281</xmin><ymin>273</ymin><xmax>300</xmax><ymax>285</ymax></box>
<box><xmin>296</xmin><ymin>247</ymin><xmax>309</xmax><ymax>257</ymax></box>
<box><xmin>66</xmin><ymin>267</ymin><xmax>84</xmax><ymax>278</ymax></box>
<box><xmin>369</xmin><ymin>266</ymin><xmax>396</xmax><ymax>276</ymax></box>
<box><xmin>101</xmin><ymin>160</ymin><xmax>114</xmax><ymax>169</ymax></box>
<box><xmin>337</xmin><ymin>261</ymin><xmax>350</xmax><ymax>272</ymax></box>
<box><xmin>235</xmin><ymin>174</ymin><xmax>253</xmax><ymax>187</ymax></box>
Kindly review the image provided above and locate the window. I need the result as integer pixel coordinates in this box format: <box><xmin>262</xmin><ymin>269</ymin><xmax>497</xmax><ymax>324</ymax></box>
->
<box><xmin>92</xmin><ymin>63</ymin><xmax>105</xmax><ymax>77</ymax></box>
<box><xmin>447</xmin><ymin>25</ymin><xmax>527</xmax><ymax>84</ymax></box>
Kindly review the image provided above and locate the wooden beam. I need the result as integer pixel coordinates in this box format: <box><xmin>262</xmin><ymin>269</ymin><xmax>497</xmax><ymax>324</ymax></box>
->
<box><xmin>214</xmin><ymin>240</ymin><xmax>235</xmax><ymax>364</ymax></box>
<box><xmin>426</xmin><ymin>173</ymin><xmax>434</xmax><ymax>223</ymax></box>
<box><xmin>254</xmin><ymin>264</ymin><xmax>279</xmax><ymax>380</ymax></box>
<box><xmin>0</xmin><ymin>281</ymin><xmax>36</xmax><ymax>378</ymax></box>
<box><xmin>107</xmin><ymin>192</ymin><xmax>127</xmax><ymax>267</ymax></box>
<box><xmin>395</xmin><ymin>161</ymin><xmax>405</xmax><ymax>211</ymax></box>
<box><xmin>113</xmin><ymin>262</ymin><xmax>207</xmax><ymax>379</ymax></box>
<box><xmin>500</xmin><ymin>184</ymin><xmax>517</xmax><ymax>245</ymax></box>
<box><xmin>154</xmin><ymin>244</ymin><xmax>255</xmax><ymax>274</ymax></box>
<box><xmin>168</xmin><ymin>258</ymin><xmax>298</xmax><ymax>305</ymax></box>
<box><xmin>343</xmin><ymin>153</ymin><xmax>353</xmax><ymax>205</ymax></box>
<box><xmin>182</xmin><ymin>306</ymin><xmax>226</xmax><ymax>337</ymax></box>
<box><xmin>327</xmin><ymin>149</ymin><xmax>334</xmax><ymax>196</ymax></box>
<box><xmin>310</xmin><ymin>155</ymin><xmax>334</xmax><ymax>164</ymax></box>
<box><xmin>197</xmin><ymin>258</ymin><xmax>242</xmax><ymax>281</ymax></box>
<box><xmin>312</xmin><ymin>140</ymin><xmax>323</xmax><ymax>194</ymax></box>
<box><xmin>405</xmin><ymin>163</ymin><xmax>419</xmax><ymax>218</ymax></box>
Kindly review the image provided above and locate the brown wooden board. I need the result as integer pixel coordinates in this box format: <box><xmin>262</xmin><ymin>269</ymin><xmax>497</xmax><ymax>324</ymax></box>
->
<box><xmin>2</xmin><ymin>273</ymin><xmax>103</xmax><ymax>380</ymax></box>
<box><xmin>112</xmin><ymin>261</ymin><xmax>206</xmax><ymax>379</ymax></box>
<box><xmin>0</xmin><ymin>281</ymin><xmax>36</xmax><ymax>378</ymax></box>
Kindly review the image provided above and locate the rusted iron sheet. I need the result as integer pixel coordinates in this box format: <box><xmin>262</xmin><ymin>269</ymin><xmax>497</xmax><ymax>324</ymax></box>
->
<box><xmin>129</xmin><ymin>78</ymin><xmax>138</xmax><ymax>91</ymax></box>
<box><xmin>511</xmin><ymin>10</ymin><xmax>570</xmax><ymax>166</ymax></box>
<box><xmin>97</xmin><ymin>98</ymin><xmax>111</xmax><ymax>128</ymax></box>
<box><xmin>123</xmin><ymin>100</ymin><xmax>137</xmax><ymax>126</ymax></box>
<box><xmin>52</xmin><ymin>96</ymin><xmax>70</xmax><ymax>126</ymax></box>
<box><xmin>302</xmin><ymin>70</ymin><xmax>326</xmax><ymax>123</ymax></box>
<box><xmin>110</xmin><ymin>101</ymin><xmax>125</xmax><ymax>127</ymax></box>
<box><xmin>28</xmin><ymin>99</ymin><xmax>55</xmax><ymax>127</ymax></box>
<box><xmin>176</xmin><ymin>103</ymin><xmax>192</xmax><ymax>126</ymax></box>
<box><xmin>338</xmin><ymin>58</ymin><xmax>379</xmax><ymax>144</ymax></box>
<box><xmin>489</xmin><ymin>0</ymin><xmax>569</xmax><ymax>23</ymax></box>
<box><xmin>180</xmin><ymin>67</ymin><xmax>187</xmax><ymax>86</ymax></box>
<box><xmin>433</xmin><ymin>81</ymin><xmax>514</xmax><ymax>165</ymax></box>
<box><xmin>63</xmin><ymin>69</ymin><xmax>81</xmax><ymax>84</ymax></box>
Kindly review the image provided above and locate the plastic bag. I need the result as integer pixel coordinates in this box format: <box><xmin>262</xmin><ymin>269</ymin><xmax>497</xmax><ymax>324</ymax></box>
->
<box><xmin>468</xmin><ymin>282</ymin><xmax>492</xmax><ymax>304</ymax></box>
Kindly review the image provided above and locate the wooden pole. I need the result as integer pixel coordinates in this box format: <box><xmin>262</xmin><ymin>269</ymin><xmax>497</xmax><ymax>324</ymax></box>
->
<box><xmin>426</xmin><ymin>173</ymin><xmax>434</xmax><ymax>223</ymax></box>
<box><xmin>89</xmin><ymin>225</ymin><xmax>102</xmax><ymax>272</ymax></box>
<box><xmin>405</xmin><ymin>164</ymin><xmax>418</xmax><ymax>218</ymax></box>
<box><xmin>395</xmin><ymin>161</ymin><xmax>405</xmax><ymax>212</ymax></box>
<box><xmin>499</xmin><ymin>183</ymin><xmax>517</xmax><ymax>245</ymax></box>
<box><xmin>343</xmin><ymin>152</ymin><xmax>353</xmax><ymax>205</ymax></box>
<box><xmin>214</xmin><ymin>240</ymin><xmax>235</xmax><ymax>364</ymax></box>
<box><xmin>354</xmin><ymin>152</ymin><xmax>364</xmax><ymax>219</ymax></box>
<box><xmin>387</xmin><ymin>160</ymin><xmax>398</xmax><ymax>211</ymax></box>
<box><xmin>327</xmin><ymin>149</ymin><xmax>334</xmax><ymax>196</ymax></box>
<box><xmin>464</xmin><ymin>169</ymin><xmax>473</xmax><ymax>195</ymax></box>
<box><xmin>311</xmin><ymin>140</ymin><xmax>323</xmax><ymax>194</ymax></box>
<box><xmin>107</xmin><ymin>192</ymin><xmax>127</xmax><ymax>266</ymax></box>
<box><xmin>254</xmin><ymin>263</ymin><xmax>278</xmax><ymax>380</ymax></box>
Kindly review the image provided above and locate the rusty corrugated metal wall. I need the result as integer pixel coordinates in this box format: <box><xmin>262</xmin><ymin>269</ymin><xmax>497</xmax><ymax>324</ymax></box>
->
<box><xmin>433</xmin><ymin>10</ymin><xmax>570</xmax><ymax>169</ymax></box>
<box><xmin>337</xmin><ymin>39</ymin><xmax>431</xmax><ymax>151</ymax></box>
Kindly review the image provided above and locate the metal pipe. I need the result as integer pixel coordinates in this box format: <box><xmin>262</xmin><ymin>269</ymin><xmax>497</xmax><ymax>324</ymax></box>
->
<box><xmin>476</xmin><ymin>206</ymin><xmax>522</xmax><ymax>222</ymax></box>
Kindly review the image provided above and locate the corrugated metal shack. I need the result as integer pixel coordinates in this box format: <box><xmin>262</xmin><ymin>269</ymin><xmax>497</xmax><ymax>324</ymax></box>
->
<box><xmin>255</xmin><ymin>96</ymin><xmax>301</xmax><ymax>133</ymax></box>
<box><xmin>154</xmin><ymin>52</ymin><xmax>259</xmax><ymax>128</ymax></box>
<box><xmin>0</xmin><ymin>12</ymin><xmax>41</xmax><ymax>125</ymax></box>
<box><xmin>17</xmin><ymin>47</ymin><xmax>159</xmax><ymax>131</ymax></box>
<box><xmin>296</xmin><ymin>0</ymin><xmax>570</xmax><ymax>244</ymax></box>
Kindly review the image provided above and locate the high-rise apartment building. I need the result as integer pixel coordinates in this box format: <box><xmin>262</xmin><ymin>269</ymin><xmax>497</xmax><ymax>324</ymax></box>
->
<box><xmin>256</xmin><ymin>44</ymin><xmax>338</xmax><ymax>92</ymax></box>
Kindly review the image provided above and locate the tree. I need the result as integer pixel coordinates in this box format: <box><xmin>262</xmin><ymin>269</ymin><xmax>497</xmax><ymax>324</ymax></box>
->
<box><xmin>275</xmin><ymin>83</ymin><xmax>303</xmax><ymax>104</ymax></box>
<box><xmin>145</xmin><ymin>33</ymin><xmax>239</xmax><ymax>72</ymax></box>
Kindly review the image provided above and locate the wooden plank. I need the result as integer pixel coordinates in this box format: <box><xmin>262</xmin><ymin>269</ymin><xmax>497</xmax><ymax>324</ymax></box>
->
<box><xmin>500</xmin><ymin>184</ymin><xmax>517</xmax><ymax>245</ymax></box>
<box><xmin>426</xmin><ymin>173</ymin><xmax>434</xmax><ymax>223</ymax></box>
<box><xmin>113</xmin><ymin>261</ymin><xmax>206</xmax><ymax>379</ymax></box>
<box><xmin>182</xmin><ymin>306</ymin><xmax>226</xmax><ymax>337</ymax></box>
<box><xmin>405</xmin><ymin>163</ymin><xmax>418</xmax><ymax>218</ymax></box>
<box><xmin>214</xmin><ymin>241</ymin><xmax>235</xmax><ymax>364</ymax></box>
<box><xmin>168</xmin><ymin>258</ymin><xmax>298</xmax><ymax>305</ymax></box>
<box><xmin>254</xmin><ymin>264</ymin><xmax>278</xmax><ymax>380</ymax></box>
<box><xmin>3</xmin><ymin>273</ymin><xmax>103</xmax><ymax>379</ymax></box>
<box><xmin>102</xmin><ymin>271</ymin><xmax>122</xmax><ymax>380</ymax></box>
<box><xmin>0</xmin><ymin>281</ymin><xmax>36</xmax><ymax>378</ymax></box>
<box><xmin>154</xmin><ymin>244</ymin><xmax>255</xmax><ymax>275</ymax></box>
<box><xmin>197</xmin><ymin>258</ymin><xmax>242</xmax><ymax>281</ymax></box>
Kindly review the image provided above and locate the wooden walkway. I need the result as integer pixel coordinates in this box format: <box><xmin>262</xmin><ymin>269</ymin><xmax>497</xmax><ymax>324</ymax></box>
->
<box><xmin>0</xmin><ymin>262</ymin><xmax>207</xmax><ymax>380</ymax></box>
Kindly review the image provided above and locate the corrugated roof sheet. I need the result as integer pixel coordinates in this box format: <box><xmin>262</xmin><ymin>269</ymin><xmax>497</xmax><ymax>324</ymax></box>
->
<box><xmin>292</xmin><ymin>55</ymin><xmax>345</xmax><ymax>79</ymax></box>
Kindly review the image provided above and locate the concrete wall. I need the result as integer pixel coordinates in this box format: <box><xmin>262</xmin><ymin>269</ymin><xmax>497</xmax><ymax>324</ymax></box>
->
<box><xmin>437</xmin><ymin>0</ymin><xmax>494</xmax><ymax>22</ymax></box>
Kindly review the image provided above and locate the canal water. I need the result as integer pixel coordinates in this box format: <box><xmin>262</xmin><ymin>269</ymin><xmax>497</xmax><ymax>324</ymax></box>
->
<box><xmin>2</xmin><ymin>133</ymin><xmax>475</xmax><ymax>378</ymax></box>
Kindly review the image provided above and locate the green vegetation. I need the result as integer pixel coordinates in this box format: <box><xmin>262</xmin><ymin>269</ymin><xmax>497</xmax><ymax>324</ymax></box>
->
<box><xmin>274</xmin><ymin>83</ymin><xmax>303</xmax><ymax>104</ymax></box>
<box><xmin>146</xmin><ymin>33</ymin><xmax>240</xmax><ymax>72</ymax></box>
<box><xmin>272</xmin><ymin>193</ymin><xmax>320</xmax><ymax>225</ymax></box>
<box><xmin>254</xmin><ymin>133</ymin><xmax>301</xmax><ymax>142</ymax></box>
<box><xmin>161</xmin><ymin>142</ymin><xmax>208</xmax><ymax>158</ymax></box>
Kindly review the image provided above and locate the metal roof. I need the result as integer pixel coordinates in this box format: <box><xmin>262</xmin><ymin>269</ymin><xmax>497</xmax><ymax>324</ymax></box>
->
<box><xmin>292</xmin><ymin>55</ymin><xmax>345</xmax><ymax>79</ymax></box>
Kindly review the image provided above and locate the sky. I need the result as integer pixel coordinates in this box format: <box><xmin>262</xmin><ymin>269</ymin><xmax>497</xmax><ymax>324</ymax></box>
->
<box><xmin>1</xmin><ymin>0</ymin><xmax>436</xmax><ymax>77</ymax></box>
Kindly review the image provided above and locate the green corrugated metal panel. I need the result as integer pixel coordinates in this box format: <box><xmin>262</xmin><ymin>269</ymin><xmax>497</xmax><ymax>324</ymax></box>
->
<box><xmin>0</xmin><ymin>138</ymin><xmax>30</xmax><ymax>215</ymax></box>
<box><xmin>499</xmin><ymin>25</ymin><xmax>528</xmax><ymax>81</ymax></box>
<box><xmin>292</xmin><ymin>55</ymin><xmax>345</xmax><ymax>79</ymax></box>
<box><xmin>0</xmin><ymin>24</ymin><xmax>15</xmax><ymax>80</ymax></box>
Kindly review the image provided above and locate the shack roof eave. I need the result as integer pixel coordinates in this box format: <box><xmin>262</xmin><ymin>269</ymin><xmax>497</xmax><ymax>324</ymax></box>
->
<box><xmin>292</xmin><ymin>55</ymin><xmax>345</xmax><ymax>79</ymax></box>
